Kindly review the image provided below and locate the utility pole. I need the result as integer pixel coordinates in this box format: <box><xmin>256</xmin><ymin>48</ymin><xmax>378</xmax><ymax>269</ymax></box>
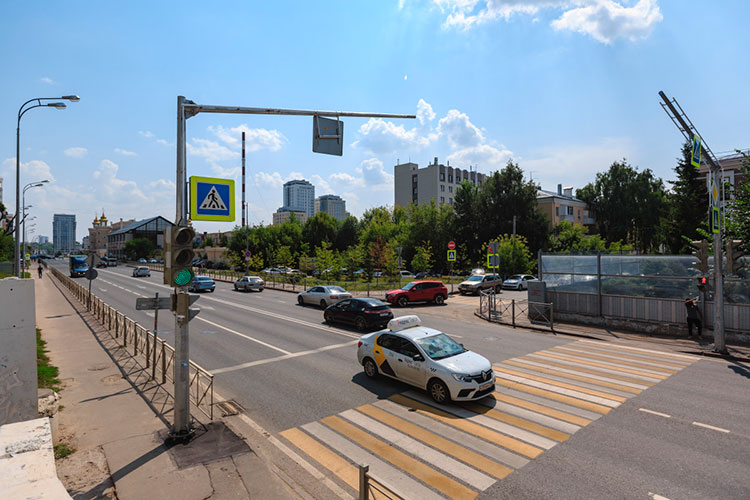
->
<box><xmin>659</xmin><ymin>90</ymin><xmax>726</xmax><ymax>353</ymax></box>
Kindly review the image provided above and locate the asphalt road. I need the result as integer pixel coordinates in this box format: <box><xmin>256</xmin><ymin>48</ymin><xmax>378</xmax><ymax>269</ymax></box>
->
<box><xmin>47</xmin><ymin>260</ymin><xmax>750</xmax><ymax>499</ymax></box>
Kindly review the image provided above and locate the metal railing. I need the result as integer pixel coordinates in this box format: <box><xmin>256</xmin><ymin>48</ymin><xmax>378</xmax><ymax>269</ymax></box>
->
<box><xmin>478</xmin><ymin>289</ymin><xmax>554</xmax><ymax>331</ymax></box>
<box><xmin>358</xmin><ymin>464</ymin><xmax>405</xmax><ymax>500</ymax></box>
<box><xmin>48</xmin><ymin>266</ymin><xmax>214</xmax><ymax>420</ymax></box>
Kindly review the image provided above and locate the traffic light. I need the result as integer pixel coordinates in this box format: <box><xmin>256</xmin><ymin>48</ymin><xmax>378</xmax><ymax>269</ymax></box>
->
<box><xmin>697</xmin><ymin>276</ymin><xmax>708</xmax><ymax>292</ymax></box>
<box><xmin>726</xmin><ymin>239</ymin><xmax>745</xmax><ymax>274</ymax></box>
<box><xmin>164</xmin><ymin>225</ymin><xmax>196</xmax><ymax>287</ymax></box>
<box><xmin>689</xmin><ymin>239</ymin><xmax>709</xmax><ymax>274</ymax></box>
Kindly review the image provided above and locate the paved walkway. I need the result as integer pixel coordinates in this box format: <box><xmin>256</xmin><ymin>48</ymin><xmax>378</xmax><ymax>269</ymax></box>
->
<box><xmin>35</xmin><ymin>271</ymin><xmax>295</xmax><ymax>499</ymax></box>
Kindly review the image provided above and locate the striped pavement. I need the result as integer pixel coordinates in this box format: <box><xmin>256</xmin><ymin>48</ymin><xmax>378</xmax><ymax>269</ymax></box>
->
<box><xmin>280</xmin><ymin>340</ymin><xmax>698</xmax><ymax>499</ymax></box>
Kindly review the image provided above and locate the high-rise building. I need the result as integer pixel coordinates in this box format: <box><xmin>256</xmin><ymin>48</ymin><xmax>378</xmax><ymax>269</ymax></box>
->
<box><xmin>282</xmin><ymin>179</ymin><xmax>315</xmax><ymax>218</ymax></box>
<box><xmin>394</xmin><ymin>157</ymin><xmax>487</xmax><ymax>208</ymax></box>
<box><xmin>315</xmin><ymin>194</ymin><xmax>348</xmax><ymax>221</ymax></box>
<box><xmin>272</xmin><ymin>210</ymin><xmax>308</xmax><ymax>226</ymax></box>
<box><xmin>38</xmin><ymin>236</ymin><xmax>49</xmax><ymax>244</ymax></box>
<box><xmin>53</xmin><ymin>214</ymin><xmax>76</xmax><ymax>254</ymax></box>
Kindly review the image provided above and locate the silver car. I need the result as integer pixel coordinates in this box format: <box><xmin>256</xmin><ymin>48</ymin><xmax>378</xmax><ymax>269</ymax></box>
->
<box><xmin>297</xmin><ymin>285</ymin><xmax>352</xmax><ymax>308</ymax></box>
<box><xmin>502</xmin><ymin>274</ymin><xmax>538</xmax><ymax>290</ymax></box>
<box><xmin>234</xmin><ymin>275</ymin><xmax>264</xmax><ymax>292</ymax></box>
<box><xmin>132</xmin><ymin>266</ymin><xmax>151</xmax><ymax>277</ymax></box>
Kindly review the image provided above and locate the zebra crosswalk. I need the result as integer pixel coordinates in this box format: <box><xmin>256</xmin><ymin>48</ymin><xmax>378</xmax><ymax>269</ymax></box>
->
<box><xmin>280</xmin><ymin>340</ymin><xmax>698</xmax><ymax>499</ymax></box>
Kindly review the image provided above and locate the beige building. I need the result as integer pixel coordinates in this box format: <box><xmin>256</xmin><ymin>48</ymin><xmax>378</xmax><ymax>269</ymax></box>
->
<box><xmin>696</xmin><ymin>148</ymin><xmax>748</xmax><ymax>205</ymax></box>
<box><xmin>536</xmin><ymin>185</ymin><xmax>595</xmax><ymax>229</ymax></box>
<box><xmin>86</xmin><ymin>212</ymin><xmax>112</xmax><ymax>256</ymax></box>
<box><xmin>273</xmin><ymin>209</ymin><xmax>308</xmax><ymax>225</ymax></box>
<box><xmin>394</xmin><ymin>157</ymin><xmax>487</xmax><ymax>207</ymax></box>
<box><xmin>315</xmin><ymin>194</ymin><xmax>348</xmax><ymax>221</ymax></box>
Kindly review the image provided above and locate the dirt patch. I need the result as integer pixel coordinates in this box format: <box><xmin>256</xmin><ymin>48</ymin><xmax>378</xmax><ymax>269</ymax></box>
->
<box><xmin>56</xmin><ymin>447</ymin><xmax>116</xmax><ymax>499</ymax></box>
<box><xmin>101</xmin><ymin>374</ymin><xmax>123</xmax><ymax>384</ymax></box>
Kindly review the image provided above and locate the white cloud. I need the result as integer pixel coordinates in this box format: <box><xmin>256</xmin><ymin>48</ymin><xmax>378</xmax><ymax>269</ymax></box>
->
<box><xmin>208</xmin><ymin>124</ymin><xmax>286</xmax><ymax>152</ymax></box>
<box><xmin>359</xmin><ymin>158</ymin><xmax>394</xmax><ymax>187</ymax></box>
<box><xmin>187</xmin><ymin>138</ymin><xmax>237</xmax><ymax>162</ymax></box>
<box><xmin>433</xmin><ymin>0</ymin><xmax>663</xmax><ymax>43</ymax></box>
<box><xmin>253</xmin><ymin>171</ymin><xmax>306</xmax><ymax>190</ymax></box>
<box><xmin>417</xmin><ymin>99</ymin><xmax>436</xmax><ymax>125</ymax></box>
<box><xmin>64</xmin><ymin>147</ymin><xmax>88</xmax><ymax>158</ymax></box>
<box><xmin>551</xmin><ymin>0</ymin><xmax>662</xmax><ymax>44</ymax></box>
<box><xmin>2</xmin><ymin>158</ymin><xmax>56</xmax><ymax>183</ymax></box>
<box><xmin>156</xmin><ymin>139</ymin><xmax>171</xmax><ymax>146</ymax></box>
<box><xmin>352</xmin><ymin>118</ymin><xmax>432</xmax><ymax>155</ymax></box>
<box><xmin>40</xmin><ymin>77</ymin><xmax>55</xmax><ymax>85</ymax></box>
<box><xmin>138</xmin><ymin>130</ymin><xmax>155</xmax><ymax>139</ymax></box>
<box><xmin>93</xmin><ymin>159</ymin><xmax>147</xmax><ymax>202</ymax></box>
<box><xmin>436</xmin><ymin>109</ymin><xmax>485</xmax><ymax>149</ymax></box>
<box><xmin>114</xmin><ymin>148</ymin><xmax>137</xmax><ymax>156</ymax></box>
<box><xmin>310</xmin><ymin>174</ymin><xmax>333</xmax><ymax>195</ymax></box>
<box><xmin>447</xmin><ymin>143</ymin><xmax>513</xmax><ymax>170</ymax></box>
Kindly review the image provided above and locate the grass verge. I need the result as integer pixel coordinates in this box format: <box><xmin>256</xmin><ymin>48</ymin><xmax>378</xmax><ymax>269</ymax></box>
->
<box><xmin>37</xmin><ymin>328</ymin><xmax>63</xmax><ymax>392</ymax></box>
<box><xmin>54</xmin><ymin>443</ymin><xmax>76</xmax><ymax>459</ymax></box>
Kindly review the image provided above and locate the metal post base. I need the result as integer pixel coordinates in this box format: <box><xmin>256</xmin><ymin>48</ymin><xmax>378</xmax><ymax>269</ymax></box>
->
<box><xmin>165</xmin><ymin>428</ymin><xmax>195</xmax><ymax>446</ymax></box>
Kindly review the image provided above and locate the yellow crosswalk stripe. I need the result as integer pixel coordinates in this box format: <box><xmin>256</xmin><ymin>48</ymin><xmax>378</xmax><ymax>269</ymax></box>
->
<box><xmin>279</xmin><ymin>427</ymin><xmax>359</xmax><ymax>492</ymax></box>
<box><xmin>357</xmin><ymin>404</ymin><xmax>513</xmax><ymax>481</ymax></box>
<box><xmin>534</xmin><ymin>352</ymin><xmax>668</xmax><ymax>379</ymax></box>
<box><xmin>548</xmin><ymin>347</ymin><xmax>678</xmax><ymax>374</ymax></box>
<box><xmin>503</xmin><ymin>359</ymin><xmax>642</xmax><ymax>394</ymax></box>
<box><xmin>494</xmin><ymin>378</ymin><xmax>612</xmax><ymax>414</ymax></box>
<box><xmin>389</xmin><ymin>394</ymin><xmax>543</xmax><ymax>459</ymax></box>
<box><xmin>322</xmin><ymin>415</ymin><xmax>478</xmax><ymax>500</ymax></box>
<box><xmin>565</xmin><ymin>344</ymin><xmax>693</xmax><ymax>368</ymax></box>
<box><xmin>519</xmin><ymin>355</ymin><xmax>656</xmax><ymax>386</ymax></box>
<box><xmin>462</xmin><ymin>402</ymin><xmax>570</xmax><ymax>442</ymax></box>
<box><xmin>489</xmin><ymin>393</ymin><xmax>592</xmax><ymax>427</ymax></box>
<box><xmin>494</xmin><ymin>366</ymin><xmax>628</xmax><ymax>403</ymax></box>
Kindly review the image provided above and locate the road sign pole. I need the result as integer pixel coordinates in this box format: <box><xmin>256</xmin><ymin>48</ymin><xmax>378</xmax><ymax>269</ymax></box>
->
<box><xmin>172</xmin><ymin>96</ymin><xmax>191</xmax><ymax>440</ymax></box>
<box><xmin>152</xmin><ymin>292</ymin><xmax>159</xmax><ymax>380</ymax></box>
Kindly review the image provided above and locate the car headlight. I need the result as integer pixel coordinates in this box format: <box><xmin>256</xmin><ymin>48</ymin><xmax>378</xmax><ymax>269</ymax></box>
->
<box><xmin>452</xmin><ymin>373</ymin><xmax>472</xmax><ymax>382</ymax></box>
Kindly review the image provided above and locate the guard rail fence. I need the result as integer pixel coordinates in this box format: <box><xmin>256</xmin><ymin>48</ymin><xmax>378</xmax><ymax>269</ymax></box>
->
<box><xmin>48</xmin><ymin>266</ymin><xmax>214</xmax><ymax>420</ymax></box>
<box><xmin>477</xmin><ymin>289</ymin><xmax>555</xmax><ymax>332</ymax></box>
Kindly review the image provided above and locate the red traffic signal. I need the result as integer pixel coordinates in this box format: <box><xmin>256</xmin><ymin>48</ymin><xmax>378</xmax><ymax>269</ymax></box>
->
<box><xmin>697</xmin><ymin>276</ymin><xmax>708</xmax><ymax>292</ymax></box>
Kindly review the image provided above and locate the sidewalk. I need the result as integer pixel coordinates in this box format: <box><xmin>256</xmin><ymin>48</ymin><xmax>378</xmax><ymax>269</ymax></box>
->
<box><xmin>35</xmin><ymin>271</ymin><xmax>295</xmax><ymax>499</ymax></box>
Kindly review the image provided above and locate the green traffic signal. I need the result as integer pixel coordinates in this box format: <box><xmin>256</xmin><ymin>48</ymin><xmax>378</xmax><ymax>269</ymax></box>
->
<box><xmin>174</xmin><ymin>268</ymin><xmax>194</xmax><ymax>287</ymax></box>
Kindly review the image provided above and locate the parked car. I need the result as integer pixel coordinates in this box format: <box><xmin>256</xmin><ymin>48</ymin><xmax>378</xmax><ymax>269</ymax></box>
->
<box><xmin>96</xmin><ymin>260</ymin><xmax>108</xmax><ymax>268</ymax></box>
<box><xmin>188</xmin><ymin>276</ymin><xmax>216</xmax><ymax>293</ymax></box>
<box><xmin>138</xmin><ymin>258</ymin><xmax>147</xmax><ymax>263</ymax></box>
<box><xmin>324</xmin><ymin>298</ymin><xmax>393</xmax><ymax>331</ymax></box>
<box><xmin>132</xmin><ymin>266</ymin><xmax>151</xmax><ymax>277</ymax></box>
<box><xmin>148</xmin><ymin>258</ymin><xmax>158</xmax><ymax>263</ymax></box>
<box><xmin>502</xmin><ymin>274</ymin><xmax>538</xmax><ymax>290</ymax></box>
<box><xmin>357</xmin><ymin>315</ymin><xmax>495</xmax><ymax>404</ymax></box>
<box><xmin>400</xmin><ymin>270</ymin><xmax>416</xmax><ymax>279</ymax></box>
<box><xmin>385</xmin><ymin>281</ymin><xmax>448</xmax><ymax>307</ymax></box>
<box><xmin>458</xmin><ymin>274</ymin><xmax>502</xmax><ymax>295</ymax></box>
<box><xmin>297</xmin><ymin>285</ymin><xmax>352</xmax><ymax>308</ymax></box>
<box><xmin>470</xmin><ymin>268</ymin><xmax>485</xmax><ymax>276</ymax></box>
<box><xmin>234</xmin><ymin>276</ymin><xmax>264</xmax><ymax>292</ymax></box>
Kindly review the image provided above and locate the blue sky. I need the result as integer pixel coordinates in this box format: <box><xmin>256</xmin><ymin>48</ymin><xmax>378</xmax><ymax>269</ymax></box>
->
<box><xmin>1</xmin><ymin>1</ymin><xmax>748</xmax><ymax>242</ymax></box>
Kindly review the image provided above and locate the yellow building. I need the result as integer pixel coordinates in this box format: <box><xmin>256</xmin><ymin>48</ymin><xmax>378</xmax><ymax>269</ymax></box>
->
<box><xmin>536</xmin><ymin>185</ymin><xmax>595</xmax><ymax>229</ymax></box>
<box><xmin>87</xmin><ymin>211</ymin><xmax>112</xmax><ymax>256</ymax></box>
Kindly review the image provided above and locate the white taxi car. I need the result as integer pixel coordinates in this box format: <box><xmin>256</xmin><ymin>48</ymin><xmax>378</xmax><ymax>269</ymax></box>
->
<box><xmin>356</xmin><ymin>315</ymin><xmax>495</xmax><ymax>404</ymax></box>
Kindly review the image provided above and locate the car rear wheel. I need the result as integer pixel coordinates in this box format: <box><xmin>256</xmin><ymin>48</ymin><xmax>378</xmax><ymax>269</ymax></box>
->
<box><xmin>363</xmin><ymin>358</ymin><xmax>378</xmax><ymax>378</ymax></box>
<box><xmin>355</xmin><ymin>317</ymin><xmax>367</xmax><ymax>332</ymax></box>
<box><xmin>297</xmin><ymin>296</ymin><xmax>304</xmax><ymax>305</ymax></box>
<box><xmin>495</xmin><ymin>285</ymin><xmax>502</xmax><ymax>293</ymax></box>
<box><xmin>428</xmin><ymin>379</ymin><xmax>450</xmax><ymax>404</ymax></box>
<box><xmin>434</xmin><ymin>294</ymin><xmax>445</xmax><ymax>305</ymax></box>
<box><xmin>320</xmin><ymin>299</ymin><xmax>327</xmax><ymax>308</ymax></box>
<box><xmin>323</xmin><ymin>310</ymin><xmax>333</xmax><ymax>323</ymax></box>
<box><xmin>397</xmin><ymin>296</ymin><xmax>409</xmax><ymax>307</ymax></box>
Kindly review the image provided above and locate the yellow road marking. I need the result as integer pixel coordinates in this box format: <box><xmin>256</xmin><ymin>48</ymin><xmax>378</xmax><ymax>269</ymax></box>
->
<box><xmin>519</xmin><ymin>355</ymin><xmax>656</xmax><ymax>386</ymax></box>
<box><xmin>322</xmin><ymin>415</ymin><xmax>478</xmax><ymax>500</ymax></box>
<box><xmin>534</xmin><ymin>352</ymin><xmax>669</xmax><ymax>379</ymax></box>
<box><xmin>462</xmin><ymin>402</ymin><xmax>570</xmax><ymax>442</ymax></box>
<box><xmin>494</xmin><ymin>366</ymin><xmax>628</xmax><ymax>403</ymax></box>
<box><xmin>280</xmin><ymin>428</ymin><xmax>359</xmax><ymax>492</ymax></box>
<box><xmin>494</xmin><ymin>379</ymin><xmax>611</xmax><ymax>414</ymax></box>
<box><xmin>548</xmin><ymin>347</ymin><xmax>678</xmax><ymax>374</ymax></box>
<box><xmin>504</xmin><ymin>359</ymin><xmax>642</xmax><ymax>394</ymax></box>
<box><xmin>565</xmin><ymin>344</ymin><xmax>692</xmax><ymax>369</ymax></box>
<box><xmin>388</xmin><ymin>395</ymin><xmax>543</xmax><ymax>459</ymax></box>
<box><xmin>357</xmin><ymin>404</ymin><xmax>512</xmax><ymax>480</ymax></box>
<box><xmin>489</xmin><ymin>393</ymin><xmax>592</xmax><ymax>427</ymax></box>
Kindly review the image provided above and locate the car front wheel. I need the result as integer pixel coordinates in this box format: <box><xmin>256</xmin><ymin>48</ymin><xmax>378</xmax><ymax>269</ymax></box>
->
<box><xmin>397</xmin><ymin>296</ymin><xmax>408</xmax><ymax>307</ymax></box>
<box><xmin>298</xmin><ymin>296</ymin><xmax>304</xmax><ymax>305</ymax></box>
<box><xmin>428</xmin><ymin>379</ymin><xmax>451</xmax><ymax>404</ymax></box>
<box><xmin>363</xmin><ymin>358</ymin><xmax>378</xmax><ymax>378</ymax></box>
<box><xmin>434</xmin><ymin>294</ymin><xmax>445</xmax><ymax>305</ymax></box>
<box><xmin>324</xmin><ymin>310</ymin><xmax>333</xmax><ymax>323</ymax></box>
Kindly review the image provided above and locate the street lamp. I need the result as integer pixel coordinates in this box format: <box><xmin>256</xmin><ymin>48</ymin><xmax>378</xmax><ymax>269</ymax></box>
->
<box><xmin>15</xmin><ymin>95</ymin><xmax>79</xmax><ymax>277</ymax></box>
<box><xmin>21</xmin><ymin>180</ymin><xmax>48</xmax><ymax>274</ymax></box>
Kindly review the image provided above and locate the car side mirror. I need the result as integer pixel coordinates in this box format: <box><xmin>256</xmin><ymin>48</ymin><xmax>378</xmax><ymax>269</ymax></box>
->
<box><xmin>412</xmin><ymin>354</ymin><xmax>424</xmax><ymax>362</ymax></box>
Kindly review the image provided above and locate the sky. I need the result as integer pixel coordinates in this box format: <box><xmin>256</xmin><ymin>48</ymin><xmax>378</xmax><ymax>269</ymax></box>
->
<box><xmin>1</xmin><ymin>0</ymin><xmax>748</xmax><ymax>242</ymax></box>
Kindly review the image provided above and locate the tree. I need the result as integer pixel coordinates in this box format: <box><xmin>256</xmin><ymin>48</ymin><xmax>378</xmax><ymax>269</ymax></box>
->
<box><xmin>315</xmin><ymin>241</ymin><xmax>337</xmax><ymax>277</ymax></box>
<box><xmin>123</xmin><ymin>238</ymin><xmax>155</xmax><ymax>260</ymax></box>
<box><xmin>726</xmin><ymin>150</ymin><xmax>750</xmax><ymax>252</ymax></box>
<box><xmin>410</xmin><ymin>243</ymin><xmax>433</xmax><ymax>273</ymax></box>
<box><xmin>204</xmin><ymin>236</ymin><xmax>215</xmax><ymax>248</ymax></box>
<box><xmin>303</xmin><ymin>212</ymin><xmax>338</xmax><ymax>251</ymax></box>
<box><xmin>664</xmin><ymin>142</ymin><xmax>709</xmax><ymax>253</ymax></box>
<box><xmin>275</xmin><ymin>245</ymin><xmax>293</xmax><ymax>268</ymax></box>
<box><xmin>334</xmin><ymin>216</ymin><xmax>360</xmax><ymax>252</ymax></box>
<box><xmin>490</xmin><ymin>235</ymin><xmax>533</xmax><ymax>277</ymax></box>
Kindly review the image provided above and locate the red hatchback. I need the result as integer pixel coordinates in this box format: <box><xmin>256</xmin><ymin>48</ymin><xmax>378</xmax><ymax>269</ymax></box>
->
<box><xmin>385</xmin><ymin>280</ymin><xmax>448</xmax><ymax>307</ymax></box>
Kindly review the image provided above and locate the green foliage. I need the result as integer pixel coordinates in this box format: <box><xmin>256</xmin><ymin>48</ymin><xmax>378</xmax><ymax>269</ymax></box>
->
<box><xmin>0</xmin><ymin>230</ymin><xmax>14</xmax><ymax>261</ymax></box>
<box><xmin>547</xmin><ymin>220</ymin><xmax>631</xmax><ymax>253</ymax></box>
<box><xmin>37</xmin><ymin>329</ymin><xmax>62</xmax><ymax>392</ymax></box>
<box><xmin>726</xmin><ymin>150</ymin><xmax>750</xmax><ymax>252</ymax></box>
<box><xmin>315</xmin><ymin>241</ymin><xmax>337</xmax><ymax>277</ymax></box>
<box><xmin>203</xmin><ymin>236</ymin><xmax>215</xmax><ymax>248</ymax></box>
<box><xmin>275</xmin><ymin>245</ymin><xmax>294</xmax><ymax>268</ymax></box>
<box><xmin>411</xmin><ymin>243</ymin><xmax>433</xmax><ymax>272</ymax></box>
<box><xmin>664</xmin><ymin>141</ymin><xmax>709</xmax><ymax>253</ymax></box>
<box><xmin>490</xmin><ymin>235</ymin><xmax>533</xmax><ymax>277</ymax></box>
<box><xmin>54</xmin><ymin>443</ymin><xmax>76</xmax><ymax>459</ymax></box>
<box><xmin>123</xmin><ymin>237</ymin><xmax>155</xmax><ymax>260</ymax></box>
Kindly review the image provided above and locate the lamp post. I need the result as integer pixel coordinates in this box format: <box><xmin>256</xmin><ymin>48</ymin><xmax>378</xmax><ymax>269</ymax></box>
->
<box><xmin>15</xmin><ymin>95</ymin><xmax>79</xmax><ymax>277</ymax></box>
<box><xmin>22</xmin><ymin>180</ymin><xmax>48</xmax><ymax>274</ymax></box>
<box><xmin>23</xmin><ymin>214</ymin><xmax>36</xmax><ymax>274</ymax></box>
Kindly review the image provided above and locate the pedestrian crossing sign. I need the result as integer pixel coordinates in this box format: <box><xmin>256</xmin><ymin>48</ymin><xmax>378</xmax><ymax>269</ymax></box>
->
<box><xmin>447</xmin><ymin>249</ymin><xmax>456</xmax><ymax>262</ymax></box>
<box><xmin>190</xmin><ymin>176</ymin><xmax>235</xmax><ymax>222</ymax></box>
<box><xmin>691</xmin><ymin>135</ymin><xmax>701</xmax><ymax>168</ymax></box>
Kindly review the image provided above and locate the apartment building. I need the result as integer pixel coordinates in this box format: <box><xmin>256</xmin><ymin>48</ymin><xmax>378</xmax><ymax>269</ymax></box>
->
<box><xmin>53</xmin><ymin>214</ymin><xmax>76</xmax><ymax>254</ymax></box>
<box><xmin>315</xmin><ymin>194</ymin><xmax>348</xmax><ymax>221</ymax></box>
<box><xmin>394</xmin><ymin>157</ymin><xmax>486</xmax><ymax>207</ymax></box>
<box><xmin>536</xmin><ymin>184</ymin><xmax>595</xmax><ymax>229</ymax></box>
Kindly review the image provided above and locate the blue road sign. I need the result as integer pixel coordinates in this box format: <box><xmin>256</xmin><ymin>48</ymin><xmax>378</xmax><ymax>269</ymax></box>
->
<box><xmin>190</xmin><ymin>176</ymin><xmax>235</xmax><ymax>222</ymax></box>
<box><xmin>691</xmin><ymin>135</ymin><xmax>701</xmax><ymax>168</ymax></box>
<box><xmin>447</xmin><ymin>249</ymin><xmax>456</xmax><ymax>262</ymax></box>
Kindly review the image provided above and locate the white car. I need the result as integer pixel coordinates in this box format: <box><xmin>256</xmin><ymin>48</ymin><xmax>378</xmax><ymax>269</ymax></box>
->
<box><xmin>502</xmin><ymin>274</ymin><xmax>538</xmax><ymax>290</ymax></box>
<box><xmin>234</xmin><ymin>275</ymin><xmax>264</xmax><ymax>292</ymax></box>
<box><xmin>399</xmin><ymin>270</ymin><xmax>416</xmax><ymax>279</ymax></box>
<box><xmin>357</xmin><ymin>315</ymin><xmax>495</xmax><ymax>404</ymax></box>
<box><xmin>297</xmin><ymin>285</ymin><xmax>352</xmax><ymax>308</ymax></box>
<box><xmin>132</xmin><ymin>266</ymin><xmax>151</xmax><ymax>277</ymax></box>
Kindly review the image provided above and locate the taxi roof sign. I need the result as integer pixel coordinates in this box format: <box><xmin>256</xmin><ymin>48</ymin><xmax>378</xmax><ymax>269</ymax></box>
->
<box><xmin>388</xmin><ymin>315</ymin><xmax>421</xmax><ymax>332</ymax></box>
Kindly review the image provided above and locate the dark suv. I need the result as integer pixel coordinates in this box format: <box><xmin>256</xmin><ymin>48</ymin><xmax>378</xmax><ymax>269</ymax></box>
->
<box><xmin>385</xmin><ymin>280</ymin><xmax>448</xmax><ymax>307</ymax></box>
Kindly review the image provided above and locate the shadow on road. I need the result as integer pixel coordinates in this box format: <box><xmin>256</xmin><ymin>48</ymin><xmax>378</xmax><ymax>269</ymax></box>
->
<box><xmin>728</xmin><ymin>360</ymin><xmax>750</xmax><ymax>379</ymax></box>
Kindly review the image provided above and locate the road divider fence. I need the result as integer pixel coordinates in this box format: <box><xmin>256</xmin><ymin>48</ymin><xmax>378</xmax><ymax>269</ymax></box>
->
<box><xmin>358</xmin><ymin>464</ymin><xmax>405</xmax><ymax>500</ymax></box>
<box><xmin>49</xmin><ymin>265</ymin><xmax>214</xmax><ymax>420</ymax></box>
<box><xmin>478</xmin><ymin>289</ymin><xmax>554</xmax><ymax>332</ymax></box>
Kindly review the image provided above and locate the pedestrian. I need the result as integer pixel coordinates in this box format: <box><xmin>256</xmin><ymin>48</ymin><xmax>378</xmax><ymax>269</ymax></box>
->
<box><xmin>38</xmin><ymin>263</ymin><xmax>43</xmax><ymax>279</ymax></box>
<box><xmin>684</xmin><ymin>297</ymin><xmax>702</xmax><ymax>337</ymax></box>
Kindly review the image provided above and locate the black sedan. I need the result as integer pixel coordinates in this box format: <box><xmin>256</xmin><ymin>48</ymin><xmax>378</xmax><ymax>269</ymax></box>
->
<box><xmin>323</xmin><ymin>298</ymin><xmax>393</xmax><ymax>331</ymax></box>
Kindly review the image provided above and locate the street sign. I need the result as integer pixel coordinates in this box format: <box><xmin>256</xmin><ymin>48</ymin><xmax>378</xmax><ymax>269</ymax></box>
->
<box><xmin>488</xmin><ymin>241</ymin><xmax>499</xmax><ymax>254</ymax></box>
<box><xmin>312</xmin><ymin>115</ymin><xmax>343</xmax><ymax>156</ymax></box>
<box><xmin>712</xmin><ymin>206</ymin><xmax>720</xmax><ymax>234</ymax></box>
<box><xmin>487</xmin><ymin>254</ymin><xmax>499</xmax><ymax>268</ymax></box>
<box><xmin>448</xmin><ymin>241</ymin><xmax>456</xmax><ymax>250</ymax></box>
<box><xmin>397</xmin><ymin>256</ymin><xmax>403</xmax><ymax>268</ymax></box>
<box><xmin>397</xmin><ymin>246</ymin><xmax>403</xmax><ymax>256</ymax></box>
<box><xmin>190</xmin><ymin>176</ymin><xmax>235</xmax><ymax>222</ymax></box>
<box><xmin>25</xmin><ymin>253</ymin><xmax>30</xmax><ymax>261</ymax></box>
<box><xmin>691</xmin><ymin>135</ymin><xmax>701</xmax><ymax>168</ymax></box>
<box><xmin>136</xmin><ymin>296</ymin><xmax>172</xmax><ymax>310</ymax></box>
<box><xmin>85</xmin><ymin>268</ymin><xmax>98</xmax><ymax>280</ymax></box>
<box><xmin>447</xmin><ymin>249</ymin><xmax>456</xmax><ymax>262</ymax></box>
<box><xmin>244</xmin><ymin>250</ymin><xmax>252</xmax><ymax>260</ymax></box>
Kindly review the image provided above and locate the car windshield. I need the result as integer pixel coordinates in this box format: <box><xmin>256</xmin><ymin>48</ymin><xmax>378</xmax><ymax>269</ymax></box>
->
<box><xmin>196</xmin><ymin>277</ymin><xmax>211</xmax><ymax>282</ymax></box>
<box><xmin>416</xmin><ymin>333</ymin><xmax>466</xmax><ymax>360</ymax></box>
<box><xmin>467</xmin><ymin>276</ymin><xmax>483</xmax><ymax>282</ymax></box>
<box><xmin>402</xmin><ymin>282</ymin><xmax>416</xmax><ymax>290</ymax></box>
<box><xmin>508</xmin><ymin>275</ymin><xmax>522</xmax><ymax>280</ymax></box>
<box><xmin>328</xmin><ymin>286</ymin><xmax>346</xmax><ymax>293</ymax></box>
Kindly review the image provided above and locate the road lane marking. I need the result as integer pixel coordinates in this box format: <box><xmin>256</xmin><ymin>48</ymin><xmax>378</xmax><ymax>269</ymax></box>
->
<box><xmin>473</xmin><ymin>397</ymin><xmax>581</xmax><ymax>434</ymax></box>
<box><xmin>504</xmin><ymin>359</ymin><xmax>644</xmax><ymax>393</ymax></box>
<box><xmin>488</xmin><ymin>393</ymin><xmax>592</xmax><ymax>427</ymax></box>
<box><xmin>462</xmin><ymin>402</ymin><xmax>570</xmax><ymax>442</ymax></box>
<box><xmin>322</xmin><ymin>415</ymin><xmax>478</xmax><ymax>500</ymax></box>
<box><xmin>648</xmin><ymin>493</ymin><xmax>671</xmax><ymax>500</ymax></box>
<box><xmin>565</xmin><ymin>343</ymin><xmax>694</xmax><ymax>367</ymax></box>
<box><xmin>548</xmin><ymin>347</ymin><xmax>678</xmax><ymax>375</ymax></box>
<box><xmin>195</xmin><ymin>317</ymin><xmax>291</xmax><ymax>354</ymax></box>
<box><xmin>553</xmin><ymin>345</ymin><xmax>686</xmax><ymax>371</ymax></box>
<box><xmin>523</xmin><ymin>354</ymin><xmax>659</xmax><ymax>384</ymax></box>
<box><xmin>494</xmin><ymin>365</ymin><xmax>629</xmax><ymax>402</ymax></box>
<box><xmin>692</xmin><ymin>422</ymin><xmax>730</xmax><ymax>433</ymax></box>
<box><xmin>493</xmin><ymin>379</ymin><xmax>611</xmax><ymax>415</ymax></box>
<box><xmin>577</xmin><ymin>339</ymin><xmax>698</xmax><ymax>361</ymax></box>
<box><xmin>639</xmin><ymin>408</ymin><xmax>671</xmax><ymax>418</ymax></box>
<box><xmin>211</xmin><ymin>340</ymin><xmax>357</xmax><ymax>374</ymax></box>
<box><xmin>511</xmin><ymin>357</ymin><xmax>650</xmax><ymax>390</ymax></box>
<box><xmin>493</xmin><ymin>372</ymin><xmax>621</xmax><ymax>408</ymax></box>
<box><xmin>532</xmin><ymin>352</ymin><xmax>668</xmax><ymax>379</ymax></box>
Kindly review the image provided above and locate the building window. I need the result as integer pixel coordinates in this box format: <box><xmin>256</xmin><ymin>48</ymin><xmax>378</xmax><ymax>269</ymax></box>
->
<box><xmin>449</xmin><ymin>186</ymin><xmax>453</xmax><ymax>193</ymax></box>
<box><xmin>578</xmin><ymin>210</ymin><xmax>581</xmax><ymax>220</ymax></box>
<box><xmin>440</xmin><ymin>185</ymin><xmax>445</xmax><ymax>192</ymax></box>
<box><xmin>567</xmin><ymin>206</ymin><xmax>574</xmax><ymax>215</ymax></box>
<box><xmin>440</xmin><ymin>173</ymin><xmax>445</xmax><ymax>181</ymax></box>
<box><xmin>555</xmin><ymin>207</ymin><xmax>559</xmax><ymax>216</ymax></box>
<box><xmin>413</xmin><ymin>187</ymin><xmax>418</xmax><ymax>194</ymax></box>
<box><xmin>449</xmin><ymin>197</ymin><xmax>453</xmax><ymax>204</ymax></box>
<box><xmin>448</xmin><ymin>174</ymin><xmax>453</xmax><ymax>183</ymax></box>
<box><xmin>440</xmin><ymin>196</ymin><xmax>445</xmax><ymax>203</ymax></box>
